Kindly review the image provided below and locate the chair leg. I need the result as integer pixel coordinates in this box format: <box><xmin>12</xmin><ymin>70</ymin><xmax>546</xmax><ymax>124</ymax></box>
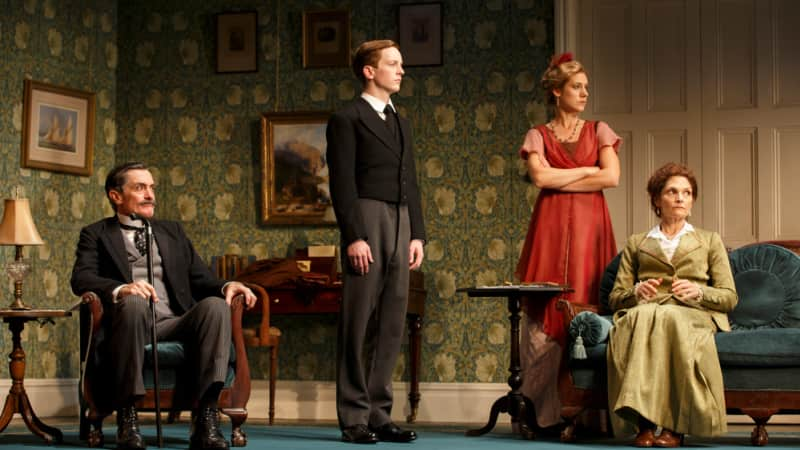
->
<box><xmin>79</xmin><ymin>405</ymin><xmax>89</xmax><ymax>440</ymax></box>
<box><xmin>222</xmin><ymin>408</ymin><xmax>248</xmax><ymax>447</ymax></box>
<box><xmin>85</xmin><ymin>416</ymin><xmax>105</xmax><ymax>448</ymax></box>
<box><xmin>168</xmin><ymin>410</ymin><xmax>181</xmax><ymax>423</ymax></box>
<box><xmin>269</xmin><ymin>341</ymin><xmax>278</xmax><ymax>425</ymax></box>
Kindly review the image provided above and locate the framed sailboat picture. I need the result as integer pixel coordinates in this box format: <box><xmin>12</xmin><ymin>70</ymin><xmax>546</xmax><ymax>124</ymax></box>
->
<box><xmin>21</xmin><ymin>80</ymin><xmax>96</xmax><ymax>176</ymax></box>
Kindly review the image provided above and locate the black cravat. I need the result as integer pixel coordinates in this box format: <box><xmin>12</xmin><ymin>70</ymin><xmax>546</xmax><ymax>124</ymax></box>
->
<box><xmin>120</xmin><ymin>223</ymin><xmax>148</xmax><ymax>256</ymax></box>
<box><xmin>383</xmin><ymin>104</ymin><xmax>399</xmax><ymax>140</ymax></box>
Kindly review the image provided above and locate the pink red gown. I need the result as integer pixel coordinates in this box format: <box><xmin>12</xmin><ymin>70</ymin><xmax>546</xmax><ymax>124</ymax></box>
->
<box><xmin>515</xmin><ymin>120</ymin><xmax>620</xmax><ymax>427</ymax></box>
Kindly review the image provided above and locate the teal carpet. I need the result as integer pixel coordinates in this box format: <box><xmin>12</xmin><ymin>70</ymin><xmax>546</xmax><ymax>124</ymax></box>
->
<box><xmin>1</xmin><ymin>421</ymin><xmax>799</xmax><ymax>449</ymax></box>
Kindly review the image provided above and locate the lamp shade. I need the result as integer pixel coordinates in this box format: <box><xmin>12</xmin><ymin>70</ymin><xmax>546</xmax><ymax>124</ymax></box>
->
<box><xmin>0</xmin><ymin>198</ymin><xmax>44</xmax><ymax>246</ymax></box>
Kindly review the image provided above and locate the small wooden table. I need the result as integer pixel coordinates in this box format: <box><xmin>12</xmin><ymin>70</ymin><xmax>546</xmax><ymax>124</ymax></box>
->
<box><xmin>458</xmin><ymin>285</ymin><xmax>571</xmax><ymax>440</ymax></box>
<box><xmin>0</xmin><ymin>308</ymin><xmax>71</xmax><ymax>444</ymax></box>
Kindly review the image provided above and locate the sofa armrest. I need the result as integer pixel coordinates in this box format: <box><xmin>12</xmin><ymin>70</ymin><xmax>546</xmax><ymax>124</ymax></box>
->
<box><xmin>556</xmin><ymin>299</ymin><xmax>599</xmax><ymax>325</ymax></box>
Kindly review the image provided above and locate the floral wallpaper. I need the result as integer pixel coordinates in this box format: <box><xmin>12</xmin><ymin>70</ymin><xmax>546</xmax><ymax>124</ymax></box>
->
<box><xmin>0</xmin><ymin>0</ymin><xmax>118</xmax><ymax>379</ymax></box>
<box><xmin>1</xmin><ymin>0</ymin><xmax>553</xmax><ymax>384</ymax></box>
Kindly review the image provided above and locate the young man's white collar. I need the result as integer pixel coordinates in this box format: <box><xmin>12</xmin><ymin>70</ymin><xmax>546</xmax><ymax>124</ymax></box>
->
<box><xmin>361</xmin><ymin>92</ymin><xmax>396</xmax><ymax>117</ymax></box>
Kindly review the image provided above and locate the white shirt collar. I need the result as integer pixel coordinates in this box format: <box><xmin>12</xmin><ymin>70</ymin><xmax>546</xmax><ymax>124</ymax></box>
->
<box><xmin>118</xmin><ymin>213</ymin><xmax>145</xmax><ymax>228</ymax></box>
<box><xmin>647</xmin><ymin>221</ymin><xmax>694</xmax><ymax>241</ymax></box>
<box><xmin>361</xmin><ymin>92</ymin><xmax>395</xmax><ymax>114</ymax></box>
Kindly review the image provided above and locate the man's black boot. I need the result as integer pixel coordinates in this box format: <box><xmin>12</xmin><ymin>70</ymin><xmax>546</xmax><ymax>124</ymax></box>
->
<box><xmin>116</xmin><ymin>405</ymin><xmax>146</xmax><ymax>450</ymax></box>
<box><xmin>190</xmin><ymin>407</ymin><xmax>229</xmax><ymax>450</ymax></box>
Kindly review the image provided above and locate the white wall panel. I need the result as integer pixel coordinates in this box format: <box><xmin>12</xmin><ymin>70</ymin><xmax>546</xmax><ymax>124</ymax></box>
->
<box><xmin>716</xmin><ymin>0</ymin><xmax>756</xmax><ymax>109</ymax></box>
<box><xmin>591</xmin><ymin>0</ymin><xmax>632</xmax><ymax>114</ymax></box>
<box><xmin>605</xmin><ymin>130</ymin><xmax>633</xmax><ymax>248</ymax></box>
<box><xmin>649</xmin><ymin>130</ymin><xmax>687</xmax><ymax>168</ymax></box>
<box><xmin>647</xmin><ymin>0</ymin><xmax>686</xmax><ymax>112</ymax></box>
<box><xmin>719</xmin><ymin>128</ymin><xmax>757</xmax><ymax>244</ymax></box>
<box><xmin>776</xmin><ymin>127</ymin><xmax>800</xmax><ymax>237</ymax></box>
<box><xmin>773</xmin><ymin>0</ymin><xmax>800</xmax><ymax>107</ymax></box>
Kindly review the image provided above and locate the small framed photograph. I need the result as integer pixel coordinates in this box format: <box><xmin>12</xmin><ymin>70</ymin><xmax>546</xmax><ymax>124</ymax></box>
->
<box><xmin>398</xmin><ymin>2</ymin><xmax>443</xmax><ymax>67</ymax></box>
<box><xmin>260</xmin><ymin>111</ymin><xmax>336</xmax><ymax>225</ymax></box>
<box><xmin>215</xmin><ymin>11</ymin><xmax>258</xmax><ymax>73</ymax></box>
<box><xmin>302</xmin><ymin>9</ymin><xmax>351</xmax><ymax>68</ymax></box>
<box><xmin>21</xmin><ymin>80</ymin><xmax>95</xmax><ymax>176</ymax></box>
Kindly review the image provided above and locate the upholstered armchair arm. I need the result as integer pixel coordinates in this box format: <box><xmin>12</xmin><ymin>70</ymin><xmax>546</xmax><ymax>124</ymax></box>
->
<box><xmin>78</xmin><ymin>291</ymin><xmax>105</xmax><ymax>426</ymax></box>
<box><xmin>240</xmin><ymin>281</ymin><xmax>271</xmax><ymax>346</ymax></box>
<box><xmin>79</xmin><ymin>292</ymin><xmax>104</xmax><ymax>370</ymax></box>
<box><xmin>228</xmin><ymin>294</ymin><xmax>251</xmax><ymax>408</ymax></box>
<box><xmin>556</xmin><ymin>299</ymin><xmax>599</xmax><ymax>325</ymax></box>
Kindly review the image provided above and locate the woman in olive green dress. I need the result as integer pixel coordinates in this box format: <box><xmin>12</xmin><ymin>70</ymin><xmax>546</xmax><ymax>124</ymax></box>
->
<box><xmin>607</xmin><ymin>163</ymin><xmax>738</xmax><ymax>447</ymax></box>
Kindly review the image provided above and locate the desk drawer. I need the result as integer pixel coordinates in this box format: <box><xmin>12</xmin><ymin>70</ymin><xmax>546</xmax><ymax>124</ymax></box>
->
<box><xmin>267</xmin><ymin>288</ymin><xmax>342</xmax><ymax>315</ymax></box>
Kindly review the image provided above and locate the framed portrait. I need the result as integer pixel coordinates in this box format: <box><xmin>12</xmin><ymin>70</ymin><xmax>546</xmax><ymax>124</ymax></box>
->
<box><xmin>260</xmin><ymin>111</ymin><xmax>336</xmax><ymax>225</ymax></box>
<box><xmin>215</xmin><ymin>11</ymin><xmax>258</xmax><ymax>73</ymax></box>
<box><xmin>302</xmin><ymin>9</ymin><xmax>351</xmax><ymax>68</ymax></box>
<box><xmin>21</xmin><ymin>80</ymin><xmax>95</xmax><ymax>176</ymax></box>
<box><xmin>397</xmin><ymin>2</ymin><xmax>443</xmax><ymax>66</ymax></box>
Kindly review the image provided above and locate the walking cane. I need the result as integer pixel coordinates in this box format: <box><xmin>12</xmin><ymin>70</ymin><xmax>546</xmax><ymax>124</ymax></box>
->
<box><xmin>133</xmin><ymin>214</ymin><xmax>163</xmax><ymax>448</ymax></box>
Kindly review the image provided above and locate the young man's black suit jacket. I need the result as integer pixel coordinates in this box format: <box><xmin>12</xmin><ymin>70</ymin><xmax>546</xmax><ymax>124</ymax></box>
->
<box><xmin>326</xmin><ymin>97</ymin><xmax>425</xmax><ymax>246</ymax></box>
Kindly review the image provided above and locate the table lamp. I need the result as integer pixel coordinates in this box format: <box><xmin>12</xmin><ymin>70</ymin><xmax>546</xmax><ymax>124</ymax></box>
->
<box><xmin>0</xmin><ymin>198</ymin><xmax>44</xmax><ymax>310</ymax></box>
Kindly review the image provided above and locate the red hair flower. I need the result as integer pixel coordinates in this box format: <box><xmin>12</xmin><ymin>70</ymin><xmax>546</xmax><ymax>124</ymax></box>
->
<box><xmin>550</xmin><ymin>52</ymin><xmax>573</xmax><ymax>67</ymax></box>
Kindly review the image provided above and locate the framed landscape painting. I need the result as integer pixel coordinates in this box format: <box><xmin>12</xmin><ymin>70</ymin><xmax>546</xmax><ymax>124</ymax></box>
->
<box><xmin>260</xmin><ymin>111</ymin><xmax>336</xmax><ymax>225</ymax></box>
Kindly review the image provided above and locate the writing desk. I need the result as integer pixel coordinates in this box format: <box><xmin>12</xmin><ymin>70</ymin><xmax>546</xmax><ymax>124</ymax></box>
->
<box><xmin>458</xmin><ymin>285</ymin><xmax>570</xmax><ymax>439</ymax></box>
<box><xmin>0</xmin><ymin>308</ymin><xmax>71</xmax><ymax>444</ymax></box>
<box><xmin>255</xmin><ymin>270</ymin><xmax>426</xmax><ymax>423</ymax></box>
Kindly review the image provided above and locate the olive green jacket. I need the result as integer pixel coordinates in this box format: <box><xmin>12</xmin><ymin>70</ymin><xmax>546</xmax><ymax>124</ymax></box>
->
<box><xmin>609</xmin><ymin>227</ymin><xmax>738</xmax><ymax>331</ymax></box>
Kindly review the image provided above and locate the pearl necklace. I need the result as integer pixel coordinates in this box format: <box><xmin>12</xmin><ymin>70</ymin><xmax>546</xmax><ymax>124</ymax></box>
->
<box><xmin>546</xmin><ymin>119</ymin><xmax>582</xmax><ymax>143</ymax></box>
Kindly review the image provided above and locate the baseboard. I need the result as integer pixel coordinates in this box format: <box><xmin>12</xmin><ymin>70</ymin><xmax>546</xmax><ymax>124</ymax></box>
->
<box><xmin>247</xmin><ymin>380</ymin><xmax>510</xmax><ymax>424</ymax></box>
<box><xmin>10</xmin><ymin>379</ymin><xmax>800</xmax><ymax>426</ymax></box>
<box><xmin>0</xmin><ymin>378</ymin><xmax>80</xmax><ymax>418</ymax></box>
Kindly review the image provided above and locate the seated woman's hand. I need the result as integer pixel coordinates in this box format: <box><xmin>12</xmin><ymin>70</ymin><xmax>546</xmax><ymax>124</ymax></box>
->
<box><xmin>634</xmin><ymin>278</ymin><xmax>662</xmax><ymax>304</ymax></box>
<box><xmin>671</xmin><ymin>277</ymin><xmax>702</xmax><ymax>306</ymax></box>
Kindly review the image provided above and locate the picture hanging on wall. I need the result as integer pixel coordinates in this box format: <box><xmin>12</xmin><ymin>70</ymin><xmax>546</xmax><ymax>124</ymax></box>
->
<box><xmin>302</xmin><ymin>9</ymin><xmax>351</xmax><ymax>68</ymax></box>
<box><xmin>21</xmin><ymin>80</ymin><xmax>95</xmax><ymax>176</ymax></box>
<box><xmin>216</xmin><ymin>11</ymin><xmax>258</xmax><ymax>73</ymax></box>
<box><xmin>398</xmin><ymin>2</ymin><xmax>443</xmax><ymax>66</ymax></box>
<box><xmin>260</xmin><ymin>111</ymin><xmax>336</xmax><ymax>225</ymax></box>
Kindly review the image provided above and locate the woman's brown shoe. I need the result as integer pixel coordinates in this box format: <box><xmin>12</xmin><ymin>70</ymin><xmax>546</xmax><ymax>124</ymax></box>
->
<box><xmin>634</xmin><ymin>428</ymin><xmax>656</xmax><ymax>447</ymax></box>
<box><xmin>654</xmin><ymin>429</ymin><xmax>684</xmax><ymax>447</ymax></box>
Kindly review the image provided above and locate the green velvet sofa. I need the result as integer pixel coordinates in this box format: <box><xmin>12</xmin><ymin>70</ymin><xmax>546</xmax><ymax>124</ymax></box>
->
<box><xmin>556</xmin><ymin>241</ymin><xmax>800</xmax><ymax>446</ymax></box>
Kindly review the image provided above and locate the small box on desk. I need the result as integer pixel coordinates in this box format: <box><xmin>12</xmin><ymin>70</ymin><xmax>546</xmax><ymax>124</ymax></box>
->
<box><xmin>295</xmin><ymin>245</ymin><xmax>338</xmax><ymax>280</ymax></box>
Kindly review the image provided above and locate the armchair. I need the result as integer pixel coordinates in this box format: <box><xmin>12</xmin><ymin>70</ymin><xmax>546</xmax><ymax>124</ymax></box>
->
<box><xmin>78</xmin><ymin>292</ymin><xmax>251</xmax><ymax>447</ymax></box>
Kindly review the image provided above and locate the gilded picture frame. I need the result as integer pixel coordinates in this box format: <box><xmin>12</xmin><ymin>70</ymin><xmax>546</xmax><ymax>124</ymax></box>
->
<box><xmin>21</xmin><ymin>80</ymin><xmax>96</xmax><ymax>176</ymax></box>
<box><xmin>260</xmin><ymin>111</ymin><xmax>335</xmax><ymax>225</ymax></box>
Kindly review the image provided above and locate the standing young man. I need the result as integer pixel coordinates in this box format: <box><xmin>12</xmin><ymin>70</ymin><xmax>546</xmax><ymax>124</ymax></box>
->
<box><xmin>327</xmin><ymin>40</ymin><xmax>426</xmax><ymax>444</ymax></box>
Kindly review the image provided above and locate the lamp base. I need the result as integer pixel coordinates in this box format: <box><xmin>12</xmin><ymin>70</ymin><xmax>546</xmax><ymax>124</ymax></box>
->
<box><xmin>8</xmin><ymin>298</ymin><xmax>31</xmax><ymax>310</ymax></box>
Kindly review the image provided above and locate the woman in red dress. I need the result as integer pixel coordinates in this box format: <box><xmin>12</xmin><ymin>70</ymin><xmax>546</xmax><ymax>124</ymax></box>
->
<box><xmin>516</xmin><ymin>53</ymin><xmax>621</xmax><ymax>429</ymax></box>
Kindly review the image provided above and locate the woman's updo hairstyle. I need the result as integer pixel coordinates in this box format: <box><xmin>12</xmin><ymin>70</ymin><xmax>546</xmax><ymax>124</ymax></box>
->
<box><xmin>540</xmin><ymin>52</ymin><xmax>585</xmax><ymax>106</ymax></box>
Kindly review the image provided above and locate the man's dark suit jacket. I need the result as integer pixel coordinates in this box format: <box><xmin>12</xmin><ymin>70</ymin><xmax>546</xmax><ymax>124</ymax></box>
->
<box><xmin>326</xmin><ymin>97</ymin><xmax>426</xmax><ymax>246</ymax></box>
<box><xmin>70</xmin><ymin>216</ymin><xmax>225</xmax><ymax>310</ymax></box>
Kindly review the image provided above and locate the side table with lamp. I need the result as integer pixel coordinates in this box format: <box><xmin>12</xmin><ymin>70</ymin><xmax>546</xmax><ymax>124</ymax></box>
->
<box><xmin>0</xmin><ymin>196</ymin><xmax>71</xmax><ymax>444</ymax></box>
